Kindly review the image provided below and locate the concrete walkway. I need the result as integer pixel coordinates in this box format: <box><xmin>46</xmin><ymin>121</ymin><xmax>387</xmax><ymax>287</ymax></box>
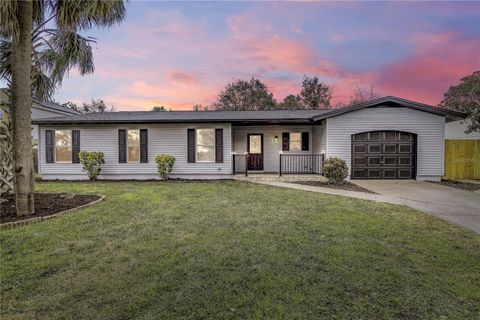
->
<box><xmin>257</xmin><ymin>181</ymin><xmax>480</xmax><ymax>234</ymax></box>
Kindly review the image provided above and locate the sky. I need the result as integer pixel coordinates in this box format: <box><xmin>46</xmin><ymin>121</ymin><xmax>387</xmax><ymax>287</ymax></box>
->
<box><xmin>53</xmin><ymin>1</ymin><xmax>479</xmax><ymax>110</ymax></box>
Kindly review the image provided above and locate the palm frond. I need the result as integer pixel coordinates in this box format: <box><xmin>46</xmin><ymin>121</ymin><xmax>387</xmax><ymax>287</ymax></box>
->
<box><xmin>54</xmin><ymin>0</ymin><xmax>126</xmax><ymax>31</ymax></box>
<box><xmin>0</xmin><ymin>1</ymin><xmax>18</xmax><ymax>39</ymax></box>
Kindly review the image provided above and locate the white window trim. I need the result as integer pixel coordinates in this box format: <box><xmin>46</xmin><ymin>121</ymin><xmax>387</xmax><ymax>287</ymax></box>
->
<box><xmin>196</xmin><ymin>128</ymin><xmax>215</xmax><ymax>163</ymax></box>
<box><xmin>54</xmin><ymin>129</ymin><xmax>72</xmax><ymax>163</ymax></box>
<box><xmin>127</xmin><ymin>129</ymin><xmax>140</xmax><ymax>163</ymax></box>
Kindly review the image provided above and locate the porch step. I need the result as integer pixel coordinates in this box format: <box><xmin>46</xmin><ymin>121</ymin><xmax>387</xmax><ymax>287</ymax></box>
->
<box><xmin>233</xmin><ymin>174</ymin><xmax>327</xmax><ymax>183</ymax></box>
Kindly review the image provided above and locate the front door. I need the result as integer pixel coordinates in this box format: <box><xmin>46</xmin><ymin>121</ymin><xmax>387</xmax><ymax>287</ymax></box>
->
<box><xmin>247</xmin><ymin>134</ymin><xmax>263</xmax><ymax>170</ymax></box>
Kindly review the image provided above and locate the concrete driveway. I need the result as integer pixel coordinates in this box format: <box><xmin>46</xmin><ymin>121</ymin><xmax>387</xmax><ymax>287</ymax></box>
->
<box><xmin>352</xmin><ymin>180</ymin><xmax>480</xmax><ymax>234</ymax></box>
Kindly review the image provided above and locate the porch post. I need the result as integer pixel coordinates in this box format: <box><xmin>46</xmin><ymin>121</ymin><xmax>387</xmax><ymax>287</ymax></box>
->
<box><xmin>245</xmin><ymin>154</ymin><xmax>248</xmax><ymax>177</ymax></box>
<box><xmin>279</xmin><ymin>154</ymin><xmax>282</xmax><ymax>176</ymax></box>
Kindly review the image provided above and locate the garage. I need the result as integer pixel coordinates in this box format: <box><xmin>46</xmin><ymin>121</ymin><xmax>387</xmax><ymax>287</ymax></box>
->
<box><xmin>351</xmin><ymin>131</ymin><xmax>416</xmax><ymax>179</ymax></box>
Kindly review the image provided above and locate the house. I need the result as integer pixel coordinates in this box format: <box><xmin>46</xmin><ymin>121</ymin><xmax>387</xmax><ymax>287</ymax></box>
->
<box><xmin>0</xmin><ymin>89</ymin><xmax>80</xmax><ymax>144</ymax></box>
<box><xmin>445</xmin><ymin>120</ymin><xmax>480</xmax><ymax>140</ymax></box>
<box><xmin>32</xmin><ymin>96</ymin><xmax>466</xmax><ymax>181</ymax></box>
<box><xmin>0</xmin><ymin>90</ymin><xmax>80</xmax><ymax>171</ymax></box>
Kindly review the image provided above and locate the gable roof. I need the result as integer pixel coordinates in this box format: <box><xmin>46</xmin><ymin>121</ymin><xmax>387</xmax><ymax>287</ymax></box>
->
<box><xmin>32</xmin><ymin>96</ymin><xmax>467</xmax><ymax>125</ymax></box>
<box><xmin>1</xmin><ymin>88</ymin><xmax>80</xmax><ymax>115</ymax></box>
<box><xmin>311</xmin><ymin>96</ymin><xmax>466</xmax><ymax>122</ymax></box>
<box><xmin>34</xmin><ymin>99</ymin><xmax>80</xmax><ymax>115</ymax></box>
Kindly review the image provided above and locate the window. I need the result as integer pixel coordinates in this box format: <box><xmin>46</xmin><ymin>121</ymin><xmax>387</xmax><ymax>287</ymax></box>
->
<box><xmin>196</xmin><ymin>129</ymin><xmax>215</xmax><ymax>162</ymax></box>
<box><xmin>127</xmin><ymin>129</ymin><xmax>140</xmax><ymax>163</ymax></box>
<box><xmin>290</xmin><ymin>132</ymin><xmax>301</xmax><ymax>151</ymax></box>
<box><xmin>55</xmin><ymin>130</ymin><xmax>72</xmax><ymax>163</ymax></box>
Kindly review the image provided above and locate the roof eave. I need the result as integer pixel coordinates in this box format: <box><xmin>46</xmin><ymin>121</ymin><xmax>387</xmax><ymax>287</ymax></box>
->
<box><xmin>32</xmin><ymin>118</ymin><xmax>316</xmax><ymax>125</ymax></box>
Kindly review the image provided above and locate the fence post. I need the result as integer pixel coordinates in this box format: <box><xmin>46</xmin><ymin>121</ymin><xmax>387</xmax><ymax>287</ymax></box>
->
<box><xmin>321</xmin><ymin>153</ymin><xmax>325</xmax><ymax>175</ymax></box>
<box><xmin>245</xmin><ymin>154</ymin><xmax>248</xmax><ymax>177</ymax></box>
<box><xmin>232</xmin><ymin>154</ymin><xmax>235</xmax><ymax>175</ymax></box>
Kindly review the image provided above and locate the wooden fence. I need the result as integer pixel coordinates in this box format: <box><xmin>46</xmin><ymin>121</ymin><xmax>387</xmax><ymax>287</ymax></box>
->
<box><xmin>444</xmin><ymin>139</ymin><xmax>480</xmax><ymax>180</ymax></box>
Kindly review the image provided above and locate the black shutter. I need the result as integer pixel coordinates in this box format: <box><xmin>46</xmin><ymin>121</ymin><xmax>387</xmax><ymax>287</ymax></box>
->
<box><xmin>140</xmin><ymin>129</ymin><xmax>148</xmax><ymax>163</ymax></box>
<box><xmin>118</xmin><ymin>129</ymin><xmax>126</xmax><ymax>163</ymax></box>
<box><xmin>187</xmin><ymin>129</ymin><xmax>195</xmax><ymax>163</ymax></box>
<box><xmin>72</xmin><ymin>130</ymin><xmax>80</xmax><ymax>163</ymax></box>
<box><xmin>45</xmin><ymin>130</ymin><xmax>54</xmax><ymax>163</ymax></box>
<box><xmin>282</xmin><ymin>132</ymin><xmax>289</xmax><ymax>151</ymax></box>
<box><xmin>301</xmin><ymin>132</ymin><xmax>309</xmax><ymax>151</ymax></box>
<box><xmin>215</xmin><ymin>128</ymin><xmax>223</xmax><ymax>163</ymax></box>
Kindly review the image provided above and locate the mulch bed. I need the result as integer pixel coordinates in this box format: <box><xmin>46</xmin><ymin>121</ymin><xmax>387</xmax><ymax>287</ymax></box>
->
<box><xmin>429</xmin><ymin>180</ymin><xmax>480</xmax><ymax>192</ymax></box>
<box><xmin>292</xmin><ymin>181</ymin><xmax>376</xmax><ymax>194</ymax></box>
<box><xmin>0</xmin><ymin>193</ymin><xmax>101</xmax><ymax>224</ymax></box>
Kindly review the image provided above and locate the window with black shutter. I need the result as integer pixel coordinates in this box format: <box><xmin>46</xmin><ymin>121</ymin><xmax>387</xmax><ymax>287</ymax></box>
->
<box><xmin>118</xmin><ymin>129</ymin><xmax>126</xmax><ymax>163</ymax></box>
<box><xmin>301</xmin><ymin>132</ymin><xmax>309</xmax><ymax>151</ymax></box>
<box><xmin>72</xmin><ymin>130</ymin><xmax>80</xmax><ymax>163</ymax></box>
<box><xmin>140</xmin><ymin>129</ymin><xmax>148</xmax><ymax>163</ymax></box>
<box><xmin>215</xmin><ymin>128</ymin><xmax>223</xmax><ymax>163</ymax></box>
<box><xmin>45</xmin><ymin>130</ymin><xmax>54</xmax><ymax>163</ymax></box>
<box><xmin>187</xmin><ymin>129</ymin><xmax>195</xmax><ymax>163</ymax></box>
<box><xmin>282</xmin><ymin>132</ymin><xmax>289</xmax><ymax>151</ymax></box>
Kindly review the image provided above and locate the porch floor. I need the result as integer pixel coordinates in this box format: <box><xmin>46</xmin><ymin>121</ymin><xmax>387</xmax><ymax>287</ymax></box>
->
<box><xmin>233</xmin><ymin>173</ymin><xmax>327</xmax><ymax>183</ymax></box>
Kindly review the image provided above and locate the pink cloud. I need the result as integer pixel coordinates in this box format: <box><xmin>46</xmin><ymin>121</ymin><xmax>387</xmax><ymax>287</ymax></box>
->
<box><xmin>166</xmin><ymin>70</ymin><xmax>198</xmax><ymax>85</ymax></box>
<box><xmin>374</xmin><ymin>32</ymin><xmax>479</xmax><ymax>104</ymax></box>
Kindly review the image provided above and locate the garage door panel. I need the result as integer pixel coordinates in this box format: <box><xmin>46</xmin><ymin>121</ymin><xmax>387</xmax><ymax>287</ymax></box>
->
<box><xmin>383</xmin><ymin>169</ymin><xmax>396</xmax><ymax>179</ymax></box>
<box><xmin>368</xmin><ymin>144</ymin><xmax>381</xmax><ymax>153</ymax></box>
<box><xmin>368</xmin><ymin>157</ymin><xmax>381</xmax><ymax>166</ymax></box>
<box><xmin>351</xmin><ymin>131</ymin><xmax>416</xmax><ymax>180</ymax></box>
<box><xmin>368</xmin><ymin>169</ymin><xmax>381</xmax><ymax>179</ymax></box>
<box><xmin>384</xmin><ymin>156</ymin><xmax>396</xmax><ymax>165</ymax></box>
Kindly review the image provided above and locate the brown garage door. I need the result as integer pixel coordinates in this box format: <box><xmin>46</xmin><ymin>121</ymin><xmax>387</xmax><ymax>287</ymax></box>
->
<box><xmin>351</xmin><ymin>131</ymin><xmax>416</xmax><ymax>179</ymax></box>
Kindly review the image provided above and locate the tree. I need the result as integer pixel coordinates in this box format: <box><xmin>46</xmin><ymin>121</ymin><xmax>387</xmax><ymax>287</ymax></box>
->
<box><xmin>212</xmin><ymin>78</ymin><xmax>277</xmax><ymax>111</ymax></box>
<box><xmin>298</xmin><ymin>76</ymin><xmax>332</xmax><ymax>109</ymax></box>
<box><xmin>151</xmin><ymin>105</ymin><xmax>171</xmax><ymax>112</ymax></box>
<box><xmin>440</xmin><ymin>71</ymin><xmax>480</xmax><ymax>133</ymax></box>
<box><xmin>82</xmin><ymin>99</ymin><xmax>116</xmax><ymax>113</ymax></box>
<box><xmin>348</xmin><ymin>84</ymin><xmax>377</xmax><ymax>106</ymax></box>
<box><xmin>279</xmin><ymin>94</ymin><xmax>303</xmax><ymax>109</ymax></box>
<box><xmin>192</xmin><ymin>104</ymin><xmax>209</xmax><ymax>111</ymax></box>
<box><xmin>0</xmin><ymin>0</ymin><xmax>126</xmax><ymax>215</ymax></box>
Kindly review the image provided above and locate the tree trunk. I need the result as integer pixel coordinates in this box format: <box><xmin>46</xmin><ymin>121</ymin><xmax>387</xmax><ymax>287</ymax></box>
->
<box><xmin>11</xmin><ymin>0</ymin><xmax>34</xmax><ymax>215</ymax></box>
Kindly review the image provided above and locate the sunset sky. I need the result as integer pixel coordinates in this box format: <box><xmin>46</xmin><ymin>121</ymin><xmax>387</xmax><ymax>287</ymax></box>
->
<box><xmin>54</xmin><ymin>1</ymin><xmax>479</xmax><ymax>110</ymax></box>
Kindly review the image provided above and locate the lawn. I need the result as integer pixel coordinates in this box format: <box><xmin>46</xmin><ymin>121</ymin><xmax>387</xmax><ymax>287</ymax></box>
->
<box><xmin>1</xmin><ymin>181</ymin><xmax>479</xmax><ymax>319</ymax></box>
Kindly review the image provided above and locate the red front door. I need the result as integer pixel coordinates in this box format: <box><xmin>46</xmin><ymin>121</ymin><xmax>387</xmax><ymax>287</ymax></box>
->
<box><xmin>247</xmin><ymin>134</ymin><xmax>263</xmax><ymax>170</ymax></box>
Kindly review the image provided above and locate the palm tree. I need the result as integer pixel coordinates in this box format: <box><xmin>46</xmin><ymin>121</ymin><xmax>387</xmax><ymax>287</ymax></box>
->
<box><xmin>0</xmin><ymin>0</ymin><xmax>126</xmax><ymax>215</ymax></box>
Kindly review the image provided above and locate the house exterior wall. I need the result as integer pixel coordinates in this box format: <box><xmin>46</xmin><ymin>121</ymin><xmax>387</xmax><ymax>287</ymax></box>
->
<box><xmin>232</xmin><ymin>125</ymin><xmax>314</xmax><ymax>172</ymax></box>
<box><xmin>312</xmin><ymin>122</ymin><xmax>326</xmax><ymax>154</ymax></box>
<box><xmin>325</xmin><ymin>107</ymin><xmax>445</xmax><ymax>181</ymax></box>
<box><xmin>445</xmin><ymin>120</ymin><xmax>480</xmax><ymax>140</ymax></box>
<box><xmin>31</xmin><ymin>106</ymin><xmax>74</xmax><ymax>143</ymax></box>
<box><xmin>39</xmin><ymin>123</ymin><xmax>232</xmax><ymax>180</ymax></box>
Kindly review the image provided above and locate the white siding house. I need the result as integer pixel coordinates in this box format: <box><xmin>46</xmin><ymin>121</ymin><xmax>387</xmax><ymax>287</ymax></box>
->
<box><xmin>445</xmin><ymin>120</ymin><xmax>480</xmax><ymax>140</ymax></box>
<box><xmin>33</xmin><ymin>96</ymin><xmax>466</xmax><ymax>181</ymax></box>
<box><xmin>325</xmin><ymin>107</ymin><xmax>445</xmax><ymax>180</ymax></box>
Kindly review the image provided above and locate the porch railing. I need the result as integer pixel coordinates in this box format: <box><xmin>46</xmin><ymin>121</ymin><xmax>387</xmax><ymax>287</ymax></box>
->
<box><xmin>279</xmin><ymin>154</ymin><xmax>325</xmax><ymax>176</ymax></box>
<box><xmin>232</xmin><ymin>154</ymin><xmax>248</xmax><ymax>176</ymax></box>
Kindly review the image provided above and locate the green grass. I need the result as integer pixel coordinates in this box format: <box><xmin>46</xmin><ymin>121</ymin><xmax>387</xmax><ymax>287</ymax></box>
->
<box><xmin>1</xmin><ymin>181</ymin><xmax>479</xmax><ymax>319</ymax></box>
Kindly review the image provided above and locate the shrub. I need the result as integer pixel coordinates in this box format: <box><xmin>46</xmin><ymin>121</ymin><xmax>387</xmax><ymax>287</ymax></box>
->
<box><xmin>323</xmin><ymin>157</ymin><xmax>348</xmax><ymax>184</ymax></box>
<box><xmin>155</xmin><ymin>155</ymin><xmax>176</xmax><ymax>180</ymax></box>
<box><xmin>79</xmin><ymin>151</ymin><xmax>105</xmax><ymax>181</ymax></box>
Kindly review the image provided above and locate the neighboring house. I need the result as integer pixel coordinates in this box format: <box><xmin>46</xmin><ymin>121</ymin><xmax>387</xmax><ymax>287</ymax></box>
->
<box><xmin>32</xmin><ymin>96</ymin><xmax>466</xmax><ymax>181</ymax></box>
<box><xmin>445</xmin><ymin>120</ymin><xmax>480</xmax><ymax>140</ymax></box>
<box><xmin>0</xmin><ymin>89</ymin><xmax>80</xmax><ymax>145</ymax></box>
<box><xmin>0</xmin><ymin>89</ymin><xmax>80</xmax><ymax>170</ymax></box>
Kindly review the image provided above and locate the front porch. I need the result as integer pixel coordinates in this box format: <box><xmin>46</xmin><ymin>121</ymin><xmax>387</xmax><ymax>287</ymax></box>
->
<box><xmin>230</xmin><ymin>124</ymin><xmax>326</xmax><ymax>178</ymax></box>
